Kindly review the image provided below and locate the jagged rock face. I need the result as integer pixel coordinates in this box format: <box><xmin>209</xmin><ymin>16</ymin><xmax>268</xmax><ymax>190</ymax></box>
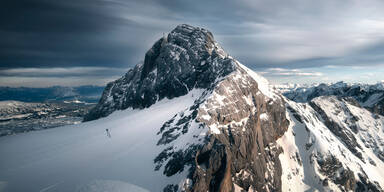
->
<box><xmin>190</xmin><ymin>65</ymin><xmax>289</xmax><ymax>192</ymax></box>
<box><xmin>84</xmin><ymin>24</ymin><xmax>235</xmax><ymax>121</ymax></box>
<box><xmin>154</xmin><ymin>63</ymin><xmax>289</xmax><ymax>192</ymax></box>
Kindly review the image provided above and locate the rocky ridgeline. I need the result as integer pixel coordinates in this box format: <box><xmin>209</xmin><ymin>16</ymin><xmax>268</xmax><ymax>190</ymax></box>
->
<box><xmin>282</xmin><ymin>81</ymin><xmax>384</xmax><ymax>116</ymax></box>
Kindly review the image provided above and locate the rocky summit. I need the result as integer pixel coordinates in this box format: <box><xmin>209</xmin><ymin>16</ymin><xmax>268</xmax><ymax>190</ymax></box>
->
<box><xmin>84</xmin><ymin>24</ymin><xmax>235</xmax><ymax>121</ymax></box>
<box><xmin>85</xmin><ymin>24</ymin><xmax>291</xmax><ymax>191</ymax></box>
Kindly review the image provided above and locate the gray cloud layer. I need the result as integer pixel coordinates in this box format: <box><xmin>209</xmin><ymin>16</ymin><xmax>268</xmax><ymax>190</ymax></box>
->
<box><xmin>1</xmin><ymin>0</ymin><xmax>384</xmax><ymax>86</ymax></box>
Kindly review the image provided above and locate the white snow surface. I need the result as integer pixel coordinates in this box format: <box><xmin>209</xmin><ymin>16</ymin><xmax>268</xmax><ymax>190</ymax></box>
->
<box><xmin>259</xmin><ymin>113</ymin><xmax>269</xmax><ymax>121</ymax></box>
<box><xmin>0</xmin><ymin>89</ymin><xmax>205</xmax><ymax>192</ymax></box>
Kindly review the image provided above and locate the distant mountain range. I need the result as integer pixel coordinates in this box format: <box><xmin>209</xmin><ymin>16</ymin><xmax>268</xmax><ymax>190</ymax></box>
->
<box><xmin>0</xmin><ymin>85</ymin><xmax>105</xmax><ymax>103</ymax></box>
<box><xmin>278</xmin><ymin>81</ymin><xmax>384</xmax><ymax>116</ymax></box>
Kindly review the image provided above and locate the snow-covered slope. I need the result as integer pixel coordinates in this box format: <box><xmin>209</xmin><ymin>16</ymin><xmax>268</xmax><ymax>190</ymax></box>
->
<box><xmin>277</xmin><ymin>96</ymin><xmax>384</xmax><ymax>191</ymax></box>
<box><xmin>0</xmin><ymin>90</ymin><xmax>201</xmax><ymax>192</ymax></box>
<box><xmin>277</xmin><ymin>82</ymin><xmax>384</xmax><ymax>191</ymax></box>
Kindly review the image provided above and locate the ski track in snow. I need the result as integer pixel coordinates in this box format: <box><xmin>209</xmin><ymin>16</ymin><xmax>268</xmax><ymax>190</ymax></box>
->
<box><xmin>39</xmin><ymin>181</ymin><xmax>64</xmax><ymax>192</ymax></box>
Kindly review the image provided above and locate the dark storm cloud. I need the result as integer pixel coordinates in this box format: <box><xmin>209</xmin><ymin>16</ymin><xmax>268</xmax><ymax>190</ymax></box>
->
<box><xmin>0</xmin><ymin>0</ymin><xmax>150</xmax><ymax>69</ymax></box>
<box><xmin>1</xmin><ymin>0</ymin><xmax>384</xmax><ymax>86</ymax></box>
<box><xmin>277</xmin><ymin>41</ymin><xmax>384</xmax><ymax>69</ymax></box>
<box><xmin>0</xmin><ymin>67</ymin><xmax>129</xmax><ymax>77</ymax></box>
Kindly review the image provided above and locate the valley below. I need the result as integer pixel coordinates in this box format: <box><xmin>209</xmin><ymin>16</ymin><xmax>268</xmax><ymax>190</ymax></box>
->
<box><xmin>0</xmin><ymin>100</ymin><xmax>95</xmax><ymax>136</ymax></box>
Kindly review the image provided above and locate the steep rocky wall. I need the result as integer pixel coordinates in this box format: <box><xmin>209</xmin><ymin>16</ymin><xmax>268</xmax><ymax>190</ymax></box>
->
<box><xmin>154</xmin><ymin>65</ymin><xmax>289</xmax><ymax>192</ymax></box>
<box><xmin>188</xmin><ymin>66</ymin><xmax>289</xmax><ymax>192</ymax></box>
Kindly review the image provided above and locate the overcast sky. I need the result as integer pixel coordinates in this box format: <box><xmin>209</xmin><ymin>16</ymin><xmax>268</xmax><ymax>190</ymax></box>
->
<box><xmin>1</xmin><ymin>0</ymin><xmax>384</xmax><ymax>87</ymax></box>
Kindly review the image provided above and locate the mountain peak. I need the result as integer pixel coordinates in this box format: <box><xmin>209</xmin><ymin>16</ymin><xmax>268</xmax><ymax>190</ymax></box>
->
<box><xmin>84</xmin><ymin>24</ymin><xmax>236</xmax><ymax>121</ymax></box>
<box><xmin>141</xmin><ymin>24</ymin><xmax>223</xmax><ymax>80</ymax></box>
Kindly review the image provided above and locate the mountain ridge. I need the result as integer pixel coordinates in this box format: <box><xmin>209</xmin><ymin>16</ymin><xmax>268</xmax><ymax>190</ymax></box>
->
<box><xmin>280</xmin><ymin>81</ymin><xmax>384</xmax><ymax>116</ymax></box>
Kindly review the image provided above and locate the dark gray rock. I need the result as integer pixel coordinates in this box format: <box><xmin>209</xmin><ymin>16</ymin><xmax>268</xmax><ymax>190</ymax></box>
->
<box><xmin>322</xmin><ymin>178</ymin><xmax>329</xmax><ymax>187</ymax></box>
<box><xmin>163</xmin><ymin>184</ymin><xmax>178</xmax><ymax>192</ymax></box>
<box><xmin>317</xmin><ymin>155</ymin><xmax>356</xmax><ymax>191</ymax></box>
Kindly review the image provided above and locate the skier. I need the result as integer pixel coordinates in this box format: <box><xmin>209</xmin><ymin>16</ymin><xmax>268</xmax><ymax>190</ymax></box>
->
<box><xmin>106</xmin><ymin>128</ymin><xmax>111</xmax><ymax>138</ymax></box>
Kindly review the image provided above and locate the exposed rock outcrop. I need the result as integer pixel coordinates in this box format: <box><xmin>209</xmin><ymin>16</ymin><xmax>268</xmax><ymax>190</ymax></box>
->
<box><xmin>186</xmin><ymin>64</ymin><xmax>289</xmax><ymax>192</ymax></box>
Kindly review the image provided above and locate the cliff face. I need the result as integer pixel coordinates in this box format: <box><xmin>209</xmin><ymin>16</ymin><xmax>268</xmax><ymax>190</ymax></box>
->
<box><xmin>189</xmin><ymin>63</ymin><xmax>289</xmax><ymax>192</ymax></box>
<box><xmin>154</xmin><ymin>62</ymin><xmax>290</xmax><ymax>192</ymax></box>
